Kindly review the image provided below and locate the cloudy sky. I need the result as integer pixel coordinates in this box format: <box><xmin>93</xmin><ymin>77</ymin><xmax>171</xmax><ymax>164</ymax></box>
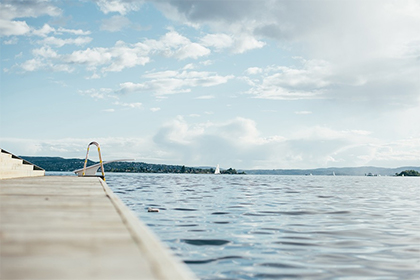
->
<box><xmin>1</xmin><ymin>0</ymin><xmax>419</xmax><ymax>169</ymax></box>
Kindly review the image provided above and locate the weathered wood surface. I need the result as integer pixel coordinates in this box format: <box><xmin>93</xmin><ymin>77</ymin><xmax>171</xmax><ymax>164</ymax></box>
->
<box><xmin>0</xmin><ymin>176</ymin><xmax>196</xmax><ymax>280</ymax></box>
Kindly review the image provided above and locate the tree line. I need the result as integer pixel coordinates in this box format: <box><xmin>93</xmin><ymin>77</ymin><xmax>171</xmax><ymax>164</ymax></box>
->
<box><xmin>395</xmin><ymin>170</ymin><xmax>420</xmax><ymax>176</ymax></box>
<box><xmin>21</xmin><ymin>156</ymin><xmax>244</xmax><ymax>174</ymax></box>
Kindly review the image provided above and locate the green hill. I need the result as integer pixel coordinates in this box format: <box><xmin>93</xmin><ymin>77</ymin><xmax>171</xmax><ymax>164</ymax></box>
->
<box><xmin>20</xmin><ymin>156</ymin><xmax>241</xmax><ymax>174</ymax></box>
<box><xmin>19</xmin><ymin>156</ymin><xmax>419</xmax><ymax>176</ymax></box>
<box><xmin>396</xmin><ymin>170</ymin><xmax>420</xmax><ymax>176</ymax></box>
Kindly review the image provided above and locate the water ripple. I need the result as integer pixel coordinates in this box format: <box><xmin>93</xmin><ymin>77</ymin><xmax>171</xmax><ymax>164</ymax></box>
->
<box><xmin>174</xmin><ymin>208</ymin><xmax>198</xmax><ymax>211</ymax></box>
<box><xmin>275</xmin><ymin>241</ymin><xmax>319</xmax><ymax>247</ymax></box>
<box><xmin>185</xmin><ymin>255</ymin><xmax>244</xmax><ymax>264</ymax></box>
<box><xmin>257</xmin><ymin>210</ymin><xmax>318</xmax><ymax>215</ymax></box>
<box><xmin>106</xmin><ymin>174</ymin><xmax>420</xmax><ymax>280</ymax></box>
<box><xmin>211</xmin><ymin>212</ymin><xmax>230</xmax><ymax>215</ymax></box>
<box><xmin>181</xmin><ymin>239</ymin><xmax>231</xmax><ymax>246</ymax></box>
<box><xmin>257</xmin><ymin>262</ymin><xmax>299</xmax><ymax>269</ymax></box>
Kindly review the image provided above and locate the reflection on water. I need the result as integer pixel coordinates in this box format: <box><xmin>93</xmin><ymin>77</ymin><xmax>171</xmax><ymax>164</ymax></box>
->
<box><xmin>106</xmin><ymin>174</ymin><xmax>420</xmax><ymax>280</ymax></box>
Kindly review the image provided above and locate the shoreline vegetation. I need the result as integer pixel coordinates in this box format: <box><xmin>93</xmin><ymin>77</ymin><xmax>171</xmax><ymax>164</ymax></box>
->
<box><xmin>395</xmin><ymin>170</ymin><xmax>420</xmax><ymax>177</ymax></box>
<box><xmin>20</xmin><ymin>156</ymin><xmax>420</xmax><ymax>176</ymax></box>
<box><xmin>21</xmin><ymin>156</ymin><xmax>245</xmax><ymax>174</ymax></box>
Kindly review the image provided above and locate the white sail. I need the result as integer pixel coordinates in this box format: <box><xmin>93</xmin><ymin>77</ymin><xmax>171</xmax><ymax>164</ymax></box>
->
<box><xmin>215</xmin><ymin>164</ymin><xmax>220</xmax><ymax>174</ymax></box>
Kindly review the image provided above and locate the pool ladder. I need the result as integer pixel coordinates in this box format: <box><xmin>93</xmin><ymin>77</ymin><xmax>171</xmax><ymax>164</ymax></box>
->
<box><xmin>82</xmin><ymin>141</ymin><xmax>105</xmax><ymax>180</ymax></box>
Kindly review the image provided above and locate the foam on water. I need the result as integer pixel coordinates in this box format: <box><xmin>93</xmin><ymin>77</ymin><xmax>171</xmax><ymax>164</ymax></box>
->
<box><xmin>106</xmin><ymin>174</ymin><xmax>420</xmax><ymax>280</ymax></box>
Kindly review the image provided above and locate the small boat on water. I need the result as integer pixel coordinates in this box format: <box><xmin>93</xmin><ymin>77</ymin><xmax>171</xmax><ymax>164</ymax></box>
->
<box><xmin>214</xmin><ymin>164</ymin><xmax>220</xmax><ymax>174</ymax></box>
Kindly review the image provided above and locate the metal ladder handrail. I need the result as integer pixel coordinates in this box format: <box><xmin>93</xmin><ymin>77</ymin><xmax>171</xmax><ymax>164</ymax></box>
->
<box><xmin>82</xmin><ymin>141</ymin><xmax>105</xmax><ymax>180</ymax></box>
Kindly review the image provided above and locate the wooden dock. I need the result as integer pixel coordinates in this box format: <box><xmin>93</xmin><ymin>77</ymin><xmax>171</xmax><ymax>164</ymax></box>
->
<box><xmin>0</xmin><ymin>176</ymin><xmax>196</xmax><ymax>280</ymax></box>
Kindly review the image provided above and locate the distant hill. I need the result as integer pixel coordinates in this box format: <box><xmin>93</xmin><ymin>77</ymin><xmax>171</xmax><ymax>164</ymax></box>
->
<box><xmin>19</xmin><ymin>156</ymin><xmax>419</xmax><ymax>176</ymax></box>
<box><xmin>241</xmin><ymin>166</ymin><xmax>420</xmax><ymax>176</ymax></box>
<box><xmin>20</xmin><ymin>157</ymin><xmax>96</xmax><ymax>172</ymax></box>
<box><xmin>20</xmin><ymin>156</ymin><xmax>240</xmax><ymax>174</ymax></box>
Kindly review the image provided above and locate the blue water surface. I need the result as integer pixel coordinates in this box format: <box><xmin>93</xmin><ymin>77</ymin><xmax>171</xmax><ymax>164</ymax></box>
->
<box><xmin>105</xmin><ymin>174</ymin><xmax>420</xmax><ymax>280</ymax></box>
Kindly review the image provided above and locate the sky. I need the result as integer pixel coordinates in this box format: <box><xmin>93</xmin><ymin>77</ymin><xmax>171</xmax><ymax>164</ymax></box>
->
<box><xmin>1</xmin><ymin>0</ymin><xmax>419</xmax><ymax>170</ymax></box>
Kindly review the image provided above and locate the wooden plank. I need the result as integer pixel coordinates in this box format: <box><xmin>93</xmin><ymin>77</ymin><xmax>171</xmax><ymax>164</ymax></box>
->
<box><xmin>0</xmin><ymin>176</ymin><xmax>196</xmax><ymax>280</ymax></box>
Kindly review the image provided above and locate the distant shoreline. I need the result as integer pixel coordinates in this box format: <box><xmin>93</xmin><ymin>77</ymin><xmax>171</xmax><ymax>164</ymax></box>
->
<box><xmin>21</xmin><ymin>156</ymin><xmax>419</xmax><ymax>176</ymax></box>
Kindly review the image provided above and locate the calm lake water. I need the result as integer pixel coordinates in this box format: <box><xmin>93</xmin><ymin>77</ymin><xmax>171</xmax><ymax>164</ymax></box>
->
<box><xmin>105</xmin><ymin>174</ymin><xmax>420</xmax><ymax>280</ymax></box>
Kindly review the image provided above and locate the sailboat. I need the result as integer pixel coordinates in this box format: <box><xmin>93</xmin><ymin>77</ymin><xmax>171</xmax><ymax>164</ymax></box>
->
<box><xmin>214</xmin><ymin>164</ymin><xmax>220</xmax><ymax>174</ymax></box>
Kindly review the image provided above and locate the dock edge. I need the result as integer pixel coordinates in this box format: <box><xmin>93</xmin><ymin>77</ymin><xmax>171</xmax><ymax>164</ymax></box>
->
<box><xmin>99</xmin><ymin>178</ymin><xmax>197</xmax><ymax>280</ymax></box>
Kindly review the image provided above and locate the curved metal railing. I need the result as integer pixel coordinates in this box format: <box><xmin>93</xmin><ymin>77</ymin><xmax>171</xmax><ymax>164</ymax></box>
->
<box><xmin>82</xmin><ymin>141</ymin><xmax>105</xmax><ymax>180</ymax></box>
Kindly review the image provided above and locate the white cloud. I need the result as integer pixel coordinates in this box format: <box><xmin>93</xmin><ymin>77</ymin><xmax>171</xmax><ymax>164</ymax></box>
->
<box><xmin>39</xmin><ymin>36</ymin><xmax>92</xmax><ymax>47</ymax></box>
<box><xmin>151</xmin><ymin>117</ymin><xmax>418</xmax><ymax>169</ymax></box>
<box><xmin>3</xmin><ymin>37</ymin><xmax>18</xmax><ymax>45</ymax></box>
<box><xmin>50</xmin><ymin>64</ymin><xmax>74</xmax><ymax>73</ymax></box>
<box><xmin>102</xmin><ymin>44</ymin><xmax>151</xmax><ymax>72</ymax></box>
<box><xmin>31</xmin><ymin>24</ymin><xmax>56</xmax><ymax>37</ymax></box>
<box><xmin>200</xmin><ymin>33</ymin><xmax>234</xmax><ymax>50</ymax></box>
<box><xmin>56</xmin><ymin>27</ymin><xmax>91</xmax><ymax>36</ymax></box>
<box><xmin>117</xmin><ymin>82</ymin><xmax>145</xmax><ymax>94</ymax></box>
<box><xmin>154</xmin><ymin>0</ymin><xmax>420</xmax><ymax>107</ymax></box>
<box><xmin>19</xmin><ymin>31</ymin><xmax>210</xmax><ymax>75</ymax></box>
<box><xmin>200</xmin><ymin>60</ymin><xmax>213</xmax><ymax>66</ymax></box>
<box><xmin>142</xmin><ymin>70</ymin><xmax>178</xmax><ymax>79</ymax></box>
<box><xmin>154</xmin><ymin>1</ymin><xmax>269</xmax><ymax>54</ymax></box>
<box><xmin>152</xmin><ymin>116</ymin><xmax>277</xmax><ymax>166</ymax></box>
<box><xmin>32</xmin><ymin>24</ymin><xmax>91</xmax><ymax>37</ymax></box>
<box><xmin>0</xmin><ymin>19</ymin><xmax>31</xmax><ymax>36</ymax></box>
<box><xmin>182</xmin><ymin>63</ymin><xmax>195</xmax><ymax>70</ymax></box>
<box><xmin>118</xmin><ymin>69</ymin><xmax>234</xmax><ymax>95</ymax></box>
<box><xmin>232</xmin><ymin>34</ymin><xmax>265</xmax><ymax>53</ymax></box>
<box><xmin>86</xmin><ymin>73</ymin><xmax>101</xmax><ymax>80</ymax></box>
<box><xmin>143</xmin><ymin>31</ymin><xmax>210</xmax><ymax>60</ymax></box>
<box><xmin>114</xmin><ymin>101</ymin><xmax>142</xmax><ymax>109</ymax></box>
<box><xmin>200</xmin><ymin>33</ymin><xmax>264</xmax><ymax>53</ymax></box>
<box><xmin>0</xmin><ymin>1</ymin><xmax>61</xmax><ymax>36</ymax></box>
<box><xmin>101</xmin><ymin>15</ymin><xmax>131</xmax><ymax>32</ymax></box>
<box><xmin>0</xmin><ymin>0</ymin><xmax>61</xmax><ymax>20</ymax></box>
<box><xmin>79</xmin><ymin>89</ymin><xmax>144</xmax><ymax>110</ymax></box>
<box><xmin>245</xmin><ymin>58</ymin><xmax>332</xmax><ymax>100</ymax></box>
<box><xmin>20</xmin><ymin>58</ymin><xmax>44</xmax><ymax>72</ymax></box>
<box><xmin>155</xmin><ymin>0</ymin><xmax>420</xmax><ymax>58</ymax></box>
<box><xmin>246</xmin><ymin>67</ymin><xmax>262</xmax><ymax>75</ymax></box>
<box><xmin>0</xmin><ymin>136</ymin><xmax>156</xmax><ymax>162</ymax></box>
<box><xmin>292</xmin><ymin>126</ymin><xmax>370</xmax><ymax>142</ymax></box>
<box><xmin>95</xmin><ymin>0</ymin><xmax>142</xmax><ymax>15</ymax></box>
<box><xmin>150</xmin><ymin>107</ymin><xmax>161</xmax><ymax>112</ymax></box>
<box><xmin>369</xmin><ymin>138</ymin><xmax>420</xmax><ymax>166</ymax></box>
<box><xmin>19</xmin><ymin>48</ymin><xmax>74</xmax><ymax>73</ymax></box>
<box><xmin>174</xmin><ymin>42</ymin><xmax>210</xmax><ymax>60</ymax></box>
<box><xmin>63</xmin><ymin>47</ymin><xmax>114</xmax><ymax>68</ymax></box>
<box><xmin>2</xmin><ymin>119</ymin><xmax>417</xmax><ymax>169</ymax></box>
